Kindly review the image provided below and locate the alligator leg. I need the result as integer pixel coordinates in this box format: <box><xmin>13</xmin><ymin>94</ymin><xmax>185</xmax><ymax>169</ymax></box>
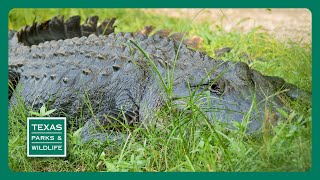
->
<box><xmin>80</xmin><ymin>109</ymin><xmax>139</xmax><ymax>143</ymax></box>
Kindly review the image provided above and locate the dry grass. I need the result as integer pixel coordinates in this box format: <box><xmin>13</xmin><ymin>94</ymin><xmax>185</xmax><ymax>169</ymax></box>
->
<box><xmin>143</xmin><ymin>8</ymin><xmax>311</xmax><ymax>43</ymax></box>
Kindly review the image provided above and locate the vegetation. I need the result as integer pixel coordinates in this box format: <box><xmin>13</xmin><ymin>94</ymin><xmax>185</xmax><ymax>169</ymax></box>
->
<box><xmin>8</xmin><ymin>8</ymin><xmax>312</xmax><ymax>172</ymax></box>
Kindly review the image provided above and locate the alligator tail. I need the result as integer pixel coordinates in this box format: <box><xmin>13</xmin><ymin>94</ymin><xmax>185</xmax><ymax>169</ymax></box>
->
<box><xmin>17</xmin><ymin>15</ymin><xmax>116</xmax><ymax>46</ymax></box>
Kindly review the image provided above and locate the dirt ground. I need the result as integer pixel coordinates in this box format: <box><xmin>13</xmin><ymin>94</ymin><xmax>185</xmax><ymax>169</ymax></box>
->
<box><xmin>143</xmin><ymin>8</ymin><xmax>311</xmax><ymax>44</ymax></box>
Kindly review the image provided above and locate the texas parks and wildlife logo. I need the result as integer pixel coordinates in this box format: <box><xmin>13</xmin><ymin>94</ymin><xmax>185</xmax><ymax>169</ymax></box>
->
<box><xmin>27</xmin><ymin>117</ymin><xmax>67</xmax><ymax>157</ymax></box>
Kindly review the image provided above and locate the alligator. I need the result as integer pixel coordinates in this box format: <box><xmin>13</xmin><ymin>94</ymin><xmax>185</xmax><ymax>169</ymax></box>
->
<box><xmin>8</xmin><ymin>15</ymin><xmax>311</xmax><ymax>142</ymax></box>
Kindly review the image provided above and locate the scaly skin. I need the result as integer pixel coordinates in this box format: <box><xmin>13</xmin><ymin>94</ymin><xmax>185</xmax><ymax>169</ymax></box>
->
<box><xmin>17</xmin><ymin>15</ymin><xmax>116</xmax><ymax>46</ymax></box>
<box><xmin>9</xmin><ymin>17</ymin><xmax>310</xmax><ymax>142</ymax></box>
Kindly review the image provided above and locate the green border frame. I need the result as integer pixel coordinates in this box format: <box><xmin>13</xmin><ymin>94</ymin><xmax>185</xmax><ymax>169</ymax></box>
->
<box><xmin>1</xmin><ymin>0</ymin><xmax>317</xmax><ymax>177</ymax></box>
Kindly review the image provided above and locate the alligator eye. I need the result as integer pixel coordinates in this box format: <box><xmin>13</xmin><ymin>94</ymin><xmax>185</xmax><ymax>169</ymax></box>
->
<box><xmin>209</xmin><ymin>80</ymin><xmax>225</xmax><ymax>95</ymax></box>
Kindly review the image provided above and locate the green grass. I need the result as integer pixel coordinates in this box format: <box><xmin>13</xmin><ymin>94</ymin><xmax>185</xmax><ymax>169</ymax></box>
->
<box><xmin>8</xmin><ymin>8</ymin><xmax>312</xmax><ymax>172</ymax></box>
<box><xmin>8</xmin><ymin>96</ymin><xmax>312</xmax><ymax>171</ymax></box>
